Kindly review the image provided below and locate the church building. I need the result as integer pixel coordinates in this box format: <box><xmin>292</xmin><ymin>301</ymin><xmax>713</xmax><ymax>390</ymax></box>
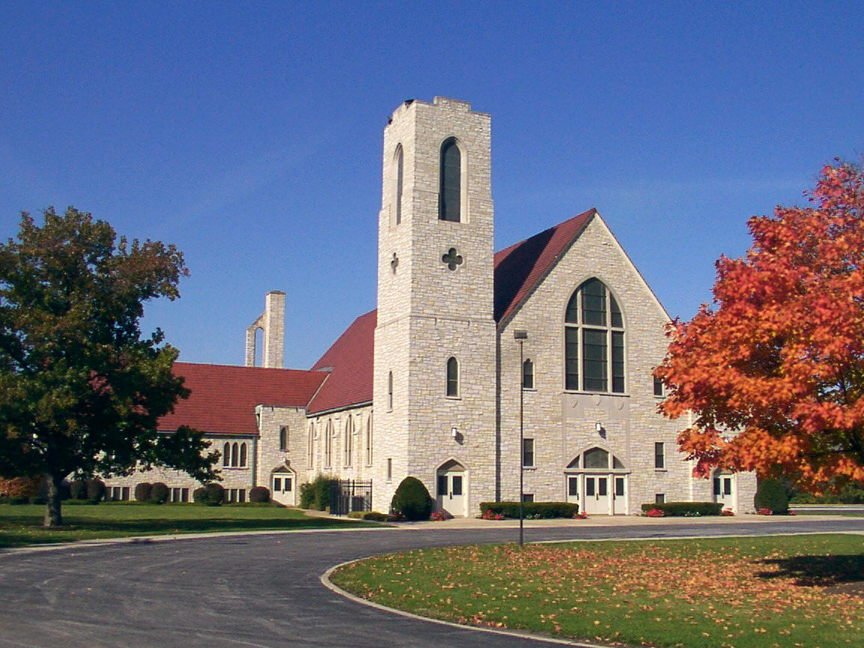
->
<box><xmin>104</xmin><ymin>97</ymin><xmax>756</xmax><ymax>516</ymax></box>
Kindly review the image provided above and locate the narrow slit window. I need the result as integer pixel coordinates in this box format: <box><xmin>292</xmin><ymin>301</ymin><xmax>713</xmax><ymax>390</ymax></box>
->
<box><xmin>439</xmin><ymin>138</ymin><xmax>461</xmax><ymax>222</ymax></box>
<box><xmin>446</xmin><ymin>357</ymin><xmax>459</xmax><ymax>397</ymax></box>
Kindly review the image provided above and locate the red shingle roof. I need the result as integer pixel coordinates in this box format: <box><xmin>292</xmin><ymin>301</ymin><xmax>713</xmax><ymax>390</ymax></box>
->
<box><xmin>306</xmin><ymin>310</ymin><xmax>377</xmax><ymax>415</ymax></box>
<box><xmin>306</xmin><ymin>210</ymin><xmax>598</xmax><ymax>414</ymax></box>
<box><xmin>493</xmin><ymin>208</ymin><xmax>596</xmax><ymax>324</ymax></box>
<box><xmin>160</xmin><ymin>362</ymin><xmax>327</xmax><ymax>435</ymax></box>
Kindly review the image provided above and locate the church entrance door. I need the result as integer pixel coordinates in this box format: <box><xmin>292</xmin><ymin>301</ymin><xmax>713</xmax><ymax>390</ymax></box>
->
<box><xmin>584</xmin><ymin>475</ymin><xmax>610</xmax><ymax>514</ymax></box>
<box><xmin>714</xmin><ymin>471</ymin><xmax>735</xmax><ymax>511</ymax></box>
<box><xmin>436</xmin><ymin>460</ymin><xmax>467</xmax><ymax>517</ymax></box>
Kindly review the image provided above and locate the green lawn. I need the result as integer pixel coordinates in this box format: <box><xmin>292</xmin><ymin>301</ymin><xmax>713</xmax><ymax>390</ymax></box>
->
<box><xmin>0</xmin><ymin>502</ymin><xmax>383</xmax><ymax>547</ymax></box>
<box><xmin>331</xmin><ymin>534</ymin><xmax>864</xmax><ymax>648</ymax></box>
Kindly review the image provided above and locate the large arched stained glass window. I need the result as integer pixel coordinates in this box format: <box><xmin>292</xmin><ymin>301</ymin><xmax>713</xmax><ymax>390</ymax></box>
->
<box><xmin>565</xmin><ymin>278</ymin><xmax>625</xmax><ymax>393</ymax></box>
<box><xmin>439</xmin><ymin>138</ymin><xmax>461</xmax><ymax>222</ymax></box>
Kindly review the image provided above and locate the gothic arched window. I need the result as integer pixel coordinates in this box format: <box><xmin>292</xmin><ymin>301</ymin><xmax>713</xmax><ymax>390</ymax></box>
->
<box><xmin>439</xmin><ymin>138</ymin><xmax>461</xmax><ymax>222</ymax></box>
<box><xmin>446</xmin><ymin>357</ymin><xmax>459</xmax><ymax>397</ymax></box>
<box><xmin>394</xmin><ymin>144</ymin><xmax>404</xmax><ymax>225</ymax></box>
<box><xmin>565</xmin><ymin>278</ymin><xmax>625</xmax><ymax>393</ymax></box>
<box><xmin>223</xmin><ymin>442</ymin><xmax>230</xmax><ymax>467</ymax></box>
<box><xmin>239</xmin><ymin>442</ymin><xmax>247</xmax><ymax>468</ymax></box>
<box><xmin>279</xmin><ymin>426</ymin><xmax>288</xmax><ymax>452</ymax></box>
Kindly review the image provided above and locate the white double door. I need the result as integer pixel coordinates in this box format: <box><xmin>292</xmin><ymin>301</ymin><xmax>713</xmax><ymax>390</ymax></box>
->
<box><xmin>436</xmin><ymin>470</ymin><xmax>466</xmax><ymax>517</ymax></box>
<box><xmin>567</xmin><ymin>474</ymin><xmax>627</xmax><ymax>515</ymax></box>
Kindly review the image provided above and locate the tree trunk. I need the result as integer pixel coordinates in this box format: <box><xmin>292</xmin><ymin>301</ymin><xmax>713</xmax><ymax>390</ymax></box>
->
<box><xmin>43</xmin><ymin>472</ymin><xmax>64</xmax><ymax>528</ymax></box>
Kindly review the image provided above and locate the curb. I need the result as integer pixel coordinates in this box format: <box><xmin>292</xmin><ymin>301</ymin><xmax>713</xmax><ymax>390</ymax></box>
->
<box><xmin>320</xmin><ymin>557</ymin><xmax>605</xmax><ymax>648</ymax></box>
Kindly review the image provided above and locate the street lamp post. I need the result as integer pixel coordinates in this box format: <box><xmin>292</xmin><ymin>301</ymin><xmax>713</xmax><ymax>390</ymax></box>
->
<box><xmin>514</xmin><ymin>329</ymin><xmax>528</xmax><ymax>546</ymax></box>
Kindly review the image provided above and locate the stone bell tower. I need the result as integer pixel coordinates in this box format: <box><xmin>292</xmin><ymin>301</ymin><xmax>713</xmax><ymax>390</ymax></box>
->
<box><xmin>372</xmin><ymin>97</ymin><xmax>497</xmax><ymax>514</ymax></box>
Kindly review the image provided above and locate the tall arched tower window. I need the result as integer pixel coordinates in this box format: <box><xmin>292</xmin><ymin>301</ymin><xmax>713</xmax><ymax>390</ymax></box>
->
<box><xmin>565</xmin><ymin>278</ymin><xmax>625</xmax><ymax>393</ymax></box>
<box><xmin>439</xmin><ymin>137</ymin><xmax>461</xmax><ymax>222</ymax></box>
<box><xmin>394</xmin><ymin>144</ymin><xmax>404</xmax><ymax>225</ymax></box>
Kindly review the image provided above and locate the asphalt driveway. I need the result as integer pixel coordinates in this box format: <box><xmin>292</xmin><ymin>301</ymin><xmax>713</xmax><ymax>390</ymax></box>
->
<box><xmin>1</xmin><ymin>517</ymin><xmax>863</xmax><ymax>648</ymax></box>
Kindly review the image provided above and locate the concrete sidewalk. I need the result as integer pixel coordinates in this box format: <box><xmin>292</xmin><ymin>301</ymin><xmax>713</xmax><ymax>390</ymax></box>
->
<box><xmin>339</xmin><ymin>511</ymin><xmax>857</xmax><ymax>530</ymax></box>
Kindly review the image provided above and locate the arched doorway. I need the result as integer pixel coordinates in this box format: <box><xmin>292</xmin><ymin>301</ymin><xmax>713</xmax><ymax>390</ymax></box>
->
<box><xmin>270</xmin><ymin>465</ymin><xmax>296</xmax><ymax>506</ymax></box>
<box><xmin>436</xmin><ymin>459</ymin><xmax>468</xmax><ymax>517</ymax></box>
<box><xmin>564</xmin><ymin>447</ymin><xmax>629</xmax><ymax>515</ymax></box>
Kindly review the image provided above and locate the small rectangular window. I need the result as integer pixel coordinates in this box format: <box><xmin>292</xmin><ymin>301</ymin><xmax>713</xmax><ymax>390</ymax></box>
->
<box><xmin>437</xmin><ymin>474</ymin><xmax>448</xmax><ymax>496</ymax></box>
<box><xmin>586</xmin><ymin>479</ymin><xmax>596</xmax><ymax>497</ymax></box>
<box><xmin>713</xmin><ymin>478</ymin><xmax>721</xmax><ymax>496</ymax></box>
<box><xmin>653</xmin><ymin>376</ymin><xmax>664</xmax><ymax>397</ymax></box>
<box><xmin>522</xmin><ymin>438</ymin><xmax>535</xmax><ymax>468</ymax></box>
<box><xmin>522</xmin><ymin>493</ymin><xmax>534</xmax><ymax>503</ymax></box>
<box><xmin>598</xmin><ymin>478</ymin><xmax>608</xmax><ymax>497</ymax></box>
<box><xmin>654</xmin><ymin>442</ymin><xmax>665</xmax><ymax>469</ymax></box>
<box><xmin>723</xmin><ymin>478</ymin><xmax>732</xmax><ymax>496</ymax></box>
<box><xmin>274</xmin><ymin>478</ymin><xmax>282</xmax><ymax>492</ymax></box>
<box><xmin>285</xmin><ymin>477</ymin><xmax>292</xmax><ymax>492</ymax></box>
<box><xmin>615</xmin><ymin>477</ymin><xmax>625</xmax><ymax>497</ymax></box>
<box><xmin>655</xmin><ymin>493</ymin><xmax>665</xmax><ymax>504</ymax></box>
<box><xmin>387</xmin><ymin>458</ymin><xmax>392</xmax><ymax>481</ymax></box>
<box><xmin>568</xmin><ymin>477</ymin><xmax>579</xmax><ymax>497</ymax></box>
<box><xmin>522</xmin><ymin>360</ymin><xmax>534</xmax><ymax>389</ymax></box>
<box><xmin>451</xmin><ymin>476</ymin><xmax>463</xmax><ymax>496</ymax></box>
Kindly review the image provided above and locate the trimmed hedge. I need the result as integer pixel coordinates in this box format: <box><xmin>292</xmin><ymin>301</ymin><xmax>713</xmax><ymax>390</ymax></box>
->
<box><xmin>640</xmin><ymin>501</ymin><xmax>723</xmax><ymax>516</ymax></box>
<box><xmin>348</xmin><ymin>511</ymin><xmax>389</xmax><ymax>521</ymax></box>
<box><xmin>479</xmin><ymin>501</ymin><xmax>579</xmax><ymax>519</ymax></box>
<box><xmin>755</xmin><ymin>479</ymin><xmax>789</xmax><ymax>514</ymax></box>
<box><xmin>249</xmin><ymin>486</ymin><xmax>270</xmax><ymax>503</ymax></box>
<box><xmin>299</xmin><ymin>474</ymin><xmax>338</xmax><ymax>511</ymax></box>
<box><xmin>69</xmin><ymin>480</ymin><xmax>88</xmax><ymax>500</ymax></box>
<box><xmin>150</xmin><ymin>482</ymin><xmax>169</xmax><ymax>504</ymax></box>
<box><xmin>193</xmin><ymin>483</ymin><xmax>225</xmax><ymax>506</ymax></box>
<box><xmin>85</xmin><ymin>479</ymin><xmax>106</xmax><ymax>503</ymax></box>
<box><xmin>134</xmin><ymin>482</ymin><xmax>153</xmax><ymax>502</ymax></box>
<box><xmin>390</xmin><ymin>476</ymin><xmax>434</xmax><ymax>521</ymax></box>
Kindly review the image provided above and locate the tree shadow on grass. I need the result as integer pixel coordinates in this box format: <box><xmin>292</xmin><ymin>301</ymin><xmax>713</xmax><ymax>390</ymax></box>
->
<box><xmin>0</xmin><ymin>514</ymin><xmax>382</xmax><ymax>547</ymax></box>
<box><xmin>756</xmin><ymin>554</ymin><xmax>864</xmax><ymax>587</ymax></box>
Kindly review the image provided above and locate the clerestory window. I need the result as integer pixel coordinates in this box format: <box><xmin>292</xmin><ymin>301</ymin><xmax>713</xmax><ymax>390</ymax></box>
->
<box><xmin>565</xmin><ymin>278</ymin><xmax>625</xmax><ymax>393</ymax></box>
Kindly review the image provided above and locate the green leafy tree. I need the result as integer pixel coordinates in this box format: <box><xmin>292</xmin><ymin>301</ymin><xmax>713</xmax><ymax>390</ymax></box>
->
<box><xmin>0</xmin><ymin>207</ymin><xmax>219</xmax><ymax>527</ymax></box>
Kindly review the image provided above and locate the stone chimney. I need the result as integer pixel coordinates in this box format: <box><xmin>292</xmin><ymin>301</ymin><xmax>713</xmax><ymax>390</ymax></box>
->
<box><xmin>245</xmin><ymin>291</ymin><xmax>285</xmax><ymax>368</ymax></box>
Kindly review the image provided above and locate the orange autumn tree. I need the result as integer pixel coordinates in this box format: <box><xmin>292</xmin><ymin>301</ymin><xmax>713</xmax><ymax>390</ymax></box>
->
<box><xmin>656</xmin><ymin>160</ymin><xmax>864</xmax><ymax>491</ymax></box>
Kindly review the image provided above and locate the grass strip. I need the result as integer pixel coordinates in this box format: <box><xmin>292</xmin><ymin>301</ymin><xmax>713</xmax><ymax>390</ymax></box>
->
<box><xmin>331</xmin><ymin>534</ymin><xmax>864</xmax><ymax>648</ymax></box>
<box><xmin>0</xmin><ymin>502</ymin><xmax>382</xmax><ymax>547</ymax></box>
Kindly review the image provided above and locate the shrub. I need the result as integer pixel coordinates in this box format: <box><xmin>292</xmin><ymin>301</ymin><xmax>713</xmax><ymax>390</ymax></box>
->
<box><xmin>204</xmin><ymin>483</ymin><xmax>225</xmax><ymax>506</ymax></box>
<box><xmin>249</xmin><ymin>486</ymin><xmax>270</xmax><ymax>503</ymax></box>
<box><xmin>390</xmin><ymin>476</ymin><xmax>433</xmax><ymax>521</ymax></box>
<box><xmin>9</xmin><ymin>496</ymin><xmax>30</xmax><ymax>505</ymax></box>
<box><xmin>29</xmin><ymin>495</ymin><xmax>48</xmax><ymax>505</ymax></box>
<box><xmin>150</xmin><ymin>482</ymin><xmax>169</xmax><ymax>504</ymax></box>
<box><xmin>754</xmin><ymin>479</ymin><xmax>790</xmax><ymax>514</ymax></box>
<box><xmin>479</xmin><ymin>501</ymin><xmax>579</xmax><ymax>519</ymax></box>
<box><xmin>69</xmin><ymin>479</ymin><xmax>88</xmax><ymax>500</ymax></box>
<box><xmin>347</xmin><ymin>510</ymin><xmax>388</xmax><ymax>521</ymax></box>
<box><xmin>0</xmin><ymin>476</ymin><xmax>42</xmax><ymax>498</ymax></box>
<box><xmin>134</xmin><ymin>482</ymin><xmax>153</xmax><ymax>502</ymax></box>
<box><xmin>299</xmin><ymin>474</ymin><xmax>338</xmax><ymax>511</ymax></box>
<box><xmin>639</xmin><ymin>501</ymin><xmax>723</xmax><ymax>516</ymax></box>
<box><xmin>86</xmin><ymin>479</ymin><xmax>106</xmax><ymax>503</ymax></box>
<box><xmin>192</xmin><ymin>487</ymin><xmax>207</xmax><ymax>503</ymax></box>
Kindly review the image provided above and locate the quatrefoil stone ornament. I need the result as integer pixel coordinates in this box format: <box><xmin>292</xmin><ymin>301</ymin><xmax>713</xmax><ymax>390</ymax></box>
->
<box><xmin>442</xmin><ymin>247</ymin><xmax>463</xmax><ymax>271</ymax></box>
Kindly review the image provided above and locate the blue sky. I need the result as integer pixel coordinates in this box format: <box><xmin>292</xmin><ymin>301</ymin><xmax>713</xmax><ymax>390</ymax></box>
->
<box><xmin>2</xmin><ymin>1</ymin><xmax>862</xmax><ymax>368</ymax></box>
